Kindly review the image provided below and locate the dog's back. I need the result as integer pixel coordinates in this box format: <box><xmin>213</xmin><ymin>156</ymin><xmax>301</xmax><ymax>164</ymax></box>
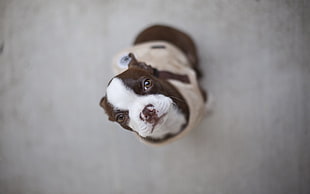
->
<box><xmin>133</xmin><ymin>25</ymin><xmax>202</xmax><ymax>78</ymax></box>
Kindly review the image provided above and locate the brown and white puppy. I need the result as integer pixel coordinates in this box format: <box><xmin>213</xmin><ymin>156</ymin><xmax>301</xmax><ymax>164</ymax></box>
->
<box><xmin>100</xmin><ymin>25</ymin><xmax>207</xmax><ymax>145</ymax></box>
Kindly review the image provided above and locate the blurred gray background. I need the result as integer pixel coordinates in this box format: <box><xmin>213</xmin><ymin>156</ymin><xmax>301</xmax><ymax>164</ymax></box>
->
<box><xmin>0</xmin><ymin>0</ymin><xmax>309</xmax><ymax>194</ymax></box>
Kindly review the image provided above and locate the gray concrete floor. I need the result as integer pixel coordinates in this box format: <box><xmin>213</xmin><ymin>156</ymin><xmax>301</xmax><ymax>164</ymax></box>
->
<box><xmin>0</xmin><ymin>0</ymin><xmax>309</xmax><ymax>194</ymax></box>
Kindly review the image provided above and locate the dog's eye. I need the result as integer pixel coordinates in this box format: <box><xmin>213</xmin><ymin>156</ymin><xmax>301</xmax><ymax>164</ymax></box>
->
<box><xmin>116</xmin><ymin>113</ymin><xmax>125</xmax><ymax>123</ymax></box>
<box><xmin>143</xmin><ymin>79</ymin><xmax>153</xmax><ymax>90</ymax></box>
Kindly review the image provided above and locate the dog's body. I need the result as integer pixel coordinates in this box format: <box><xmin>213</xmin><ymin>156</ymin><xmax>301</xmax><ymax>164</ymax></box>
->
<box><xmin>100</xmin><ymin>25</ymin><xmax>207</xmax><ymax>145</ymax></box>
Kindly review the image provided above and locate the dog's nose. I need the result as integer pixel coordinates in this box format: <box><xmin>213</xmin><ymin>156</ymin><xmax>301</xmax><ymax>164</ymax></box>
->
<box><xmin>141</xmin><ymin>105</ymin><xmax>158</xmax><ymax>123</ymax></box>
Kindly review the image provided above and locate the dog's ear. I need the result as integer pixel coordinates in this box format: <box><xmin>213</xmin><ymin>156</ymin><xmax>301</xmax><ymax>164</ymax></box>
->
<box><xmin>127</xmin><ymin>53</ymin><xmax>138</xmax><ymax>67</ymax></box>
<box><xmin>99</xmin><ymin>96</ymin><xmax>115</xmax><ymax>121</ymax></box>
<box><xmin>99</xmin><ymin>96</ymin><xmax>106</xmax><ymax>109</ymax></box>
<box><xmin>128</xmin><ymin>53</ymin><xmax>154</xmax><ymax>74</ymax></box>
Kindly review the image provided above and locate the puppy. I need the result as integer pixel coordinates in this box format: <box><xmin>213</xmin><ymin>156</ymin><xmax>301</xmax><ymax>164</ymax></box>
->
<box><xmin>100</xmin><ymin>25</ymin><xmax>207</xmax><ymax>145</ymax></box>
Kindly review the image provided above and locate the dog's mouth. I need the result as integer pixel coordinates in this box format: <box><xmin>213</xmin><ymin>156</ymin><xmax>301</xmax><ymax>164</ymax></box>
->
<box><xmin>150</xmin><ymin>113</ymin><xmax>167</xmax><ymax>133</ymax></box>
<box><xmin>139</xmin><ymin>104</ymin><xmax>170</xmax><ymax>134</ymax></box>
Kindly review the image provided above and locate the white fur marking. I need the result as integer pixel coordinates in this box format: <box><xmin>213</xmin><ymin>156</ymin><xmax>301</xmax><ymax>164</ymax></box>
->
<box><xmin>106</xmin><ymin>78</ymin><xmax>186</xmax><ymax>138</ymax></box>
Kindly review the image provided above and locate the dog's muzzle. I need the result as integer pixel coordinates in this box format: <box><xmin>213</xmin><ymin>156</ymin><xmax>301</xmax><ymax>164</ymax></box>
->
<box><xmin>140</xmin><ymin>104</ymin><xmax>159</xmax><ymax>124</ymax></box>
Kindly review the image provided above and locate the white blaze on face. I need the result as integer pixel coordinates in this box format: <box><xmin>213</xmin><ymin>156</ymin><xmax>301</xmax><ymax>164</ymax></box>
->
<box><xmin>106</xmin><ymin>78</ymin><xmax>186</xmax><ymax>138</ymax></box>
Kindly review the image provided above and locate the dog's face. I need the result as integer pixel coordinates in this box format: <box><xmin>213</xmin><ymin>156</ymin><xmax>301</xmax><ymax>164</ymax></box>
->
<box><xmin>100</xmin><ymin>54</ymin><xmax>189</xmax><ymax>141</ymax></box>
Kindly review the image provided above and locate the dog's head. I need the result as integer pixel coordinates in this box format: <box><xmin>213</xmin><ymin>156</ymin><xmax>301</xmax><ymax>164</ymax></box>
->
<box><xmin>100</xmin><ymin>53</ymin><xmax>189</xmax><ymax>142</ymax></box>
